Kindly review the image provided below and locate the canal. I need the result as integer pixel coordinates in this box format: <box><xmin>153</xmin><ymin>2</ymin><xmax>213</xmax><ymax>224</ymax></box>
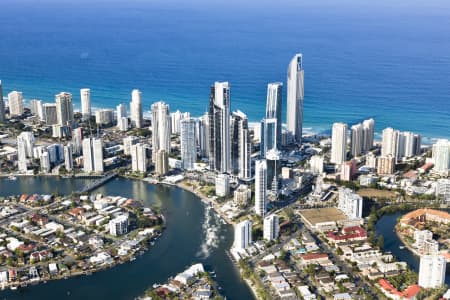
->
<box><xmin>0</xmin><ymin>177</ymin><xmax>254</xmax><ymax>300</ymax></box>
<box><xmin>376</xmin><ymin>212</ymin><xmax>450</xmax><ymax>285</ymax></box>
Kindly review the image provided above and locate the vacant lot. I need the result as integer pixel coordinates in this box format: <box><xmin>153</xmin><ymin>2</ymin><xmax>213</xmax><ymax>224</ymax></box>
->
<box><xmin>357</xmin><ymin>188</ymin><xmax>396</xmax><ymax>199</ymax></box>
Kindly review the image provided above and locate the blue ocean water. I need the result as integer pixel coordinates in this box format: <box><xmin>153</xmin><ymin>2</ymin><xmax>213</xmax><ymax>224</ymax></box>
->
<box><xmin>1</xmin><ymin>0</ymin><xmax>450</xmax><ymax>140</ymax></box>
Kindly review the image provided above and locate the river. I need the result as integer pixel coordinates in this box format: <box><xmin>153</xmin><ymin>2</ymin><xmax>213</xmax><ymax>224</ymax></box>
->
<box><xmin>0</xmin><ymin>177</ymin><xmax>254</xmax><ymax>300</ymax></box>
<box><xmin>376</xmin><ymin>212</ymin><xmax>450</xmax><ymax>285</ymax></box>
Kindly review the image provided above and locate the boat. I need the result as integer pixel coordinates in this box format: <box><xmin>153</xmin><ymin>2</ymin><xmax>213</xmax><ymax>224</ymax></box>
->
<box><xmin>152</xmin><ymin>283</ymin><xmax>160</xmax><ymax>289</ymax></box>
<box><xmin>399</xmin><ymin>246</ymin><xmax>405</xmax><ymax>250</ymax></box>
<box><xmin>130</xmin><ymin>257</ymin><xmax>136</xmax><ymax>262</ymax></box>
<box><xmin>10</xmin><ymin>285</ymin><xmax>18</xmax><ymax>290</ymax></box>
<box><xmin>7</xmin><ymin>175</ymin><xmax>17</xmax><ymax>181</ymax></box>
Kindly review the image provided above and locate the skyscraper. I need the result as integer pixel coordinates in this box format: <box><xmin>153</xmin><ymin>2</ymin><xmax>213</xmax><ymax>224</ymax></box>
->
<box><xmin>131</xmin><ymin>143</ymin><xmax>147</xmax><ymax>173</ymax></box>
<box><xmin>381</xmin><ymin>127</ymin><xmax>399</xmax><ymax>158</ymax></box>
<box><xmin>82</xmin><ymin>137</ymin><xmax>103</xmax><ymax>173</ymax></box>
<box><xmin>231</xmin><ymin>110</ymin><xmax>251</xmax><ymax>179</ymax></box>
<box><xmin>208</xmin><ymin>82</ymin><xmax>231</xmax><ymax>173</ymax></box>
<box><xmin>0</xmin><ymin>80</ymin><xmax>5</xmax><ymax>122</ymax></box>
<box><xmin>265</xmin><ymin>82</ymin><xmax>282</xmax><ymax>147</ymax></box>
<box><xmin>260</xmin><ymin>118</ymin><xmax>278</xmax><ymax>158</ymax></box>
<box><xmin>151</xmin><ymin>101</ymin><xmax>171</xmax><ymax>163</ymax></box>
<box><xmin>418</xmin><ymin>255</ymin><xmax>446</xmax><ymax>289</ymax></box>
<box><xmin>234</xmin><ymin>220</ymin><xmax>252</xmax><ymax>251</ymax></box>
<box><xmin>170</xmin><ymin>110</ymin><xmax>190</xmax><ymax>134</ymax></box>
<box><xmin>72</xmin><ymin>128</ymin><xmax>83</xmax><ymax>155</ymax></box>
<box><xmin>130</xmin><ymin>89</ymin><xmax>143</xmax><ymax>128</ymax></box>
<box><xmin>155</xmin><ymin>149</ymin><xmax>169</xmax><ymax>176</ymax></box>
<box><xmin>362</xmin><ymin>118</ymin><xmax>375</xmax><ymax>152</ymax></box>
<box><xmin>263</xmin><ymin>214</ymin><xmax>280</xmax><ymax>241</ymax></box>
<box><xmin>432</xmin><ymin>139</ymin><xmax>450</xmax><ymax>175</ymax></box>
<box><xmin>64</xmin><ymin>145</ymin><xmax>73</xmax><ymax>171</ymax></box>
<box><xmin>180</xmin><ymin>117</ymin><xmax>196</xmax><ymax>170</ymax></box>
<box><xmin>80</xmin><ymin>88</ymin><xmax>91</xmax><ymax>121</ymax></box>
<box><xmin>286</xmin><ymin>54</ymin><xmax>304</xmax><ymax>144</ymax></box>
<box><xmin>42</xmin><ymin>103</ymin><xmax>57</xmax><ymax>125</ymax></box>
<box><xmin>331</xmin><ymin>122</ymin><xmax>348</xmax><ymax>164</ymax></box>
<box><xmin>338</xmin><ymin>187</ymin><xmax>363</xmax><ymax>219</ymax></box>
<box><xmin>55</xmin><ymin>92</ymin><xmax>74</xmax><ymax>126</ymax></box>
<box><xmin>255</xmin><ymin>160</ymin><xmax>267</xmax><ymax>217</ymax></box>
<box><xmin>116</xmin><ymin>103</ymin><xmax>127</xmax><ymax>121</ymax></box>
<box><xmin>350</xmin><ymin>123</ymin><xmax>363</xmax><ymax>157</ymax></box>
<box><xmin>197</xmin><ymin>114</ymin><xmax>209</xmax><ymax>158</ymax></box>
<box><xmin>8</xmin><ymin>91</ymin><xmax>24</xmax><ymax>116</ymax></box>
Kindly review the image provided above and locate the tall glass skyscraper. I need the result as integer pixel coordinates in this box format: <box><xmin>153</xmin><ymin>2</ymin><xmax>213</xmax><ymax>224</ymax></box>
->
<box><xmin>286</xmin><ymin>53</ymin><xmax>304</xmax><ymax>144</ymax></box>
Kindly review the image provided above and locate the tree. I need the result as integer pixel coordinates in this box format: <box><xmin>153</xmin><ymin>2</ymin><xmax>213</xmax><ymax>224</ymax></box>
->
<box><xmin>377</xmin><ymin>235</ymin><xmax>384</xmax><ymax>250</ymax></box>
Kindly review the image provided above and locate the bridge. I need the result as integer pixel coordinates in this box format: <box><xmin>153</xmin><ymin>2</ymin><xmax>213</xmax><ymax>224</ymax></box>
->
<box><xmin>76</xmin><ymin>172</ymin><xmax>118</xmax><ymax>194</ymax></box>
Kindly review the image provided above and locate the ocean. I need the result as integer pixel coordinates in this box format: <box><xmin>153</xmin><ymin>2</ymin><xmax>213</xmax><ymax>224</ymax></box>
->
<box><xmin>1</xmin><ymin>0</ymin><xmax>450</xmax><ymax>141</ymax></box>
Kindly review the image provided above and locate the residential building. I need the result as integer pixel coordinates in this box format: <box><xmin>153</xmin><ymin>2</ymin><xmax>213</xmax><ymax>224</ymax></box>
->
<box><xmin>234</xmin><ymin>220</ymin><xmax>252</xmax><ymax>251</ymax></box>
<box><xmin>42</xmin><ymin>103</ymin><xmax>57</xmax><ymax>125</ymax></box>
<box><xmin>263</xmin><ymin>214</ymin><xmax>279</xmax><ymax>241</ymax></box>
<box><xmin>265</xmin><ymin>82</ymin><xmax>282</xmax><ymax>148</ymax></box>
<box><xmin>215</xmin><ymin>173</ymin><xmax>230</xmax><ymax>197</ymax></box>
<box><xmin>131</xmin><ymin>143</ymin><xmax>147</xmax><ymax>173</ymax></box>
<box><xmin>80</xmin><ymin>88</ymin><xmax>91</xmax><ymax>120</ymax></box>
<box><xmin>64</xmin><ymin>145</ymin><xmax>73</xmax><ymax>171</ymax></box>
<box><xmin>350</xmin><ymin>123</ymin><xmax>364</xmax><ymax>157</ymax></box>
<box><xmin>331</xmin><ymin>122</ymin><xmax>348</xmax><ymax>164</ymax></box>
<box><xmin>8</xmin><ymin>91</ymin><xmax>24</xmax><ymax>116</ymax></box>
<box><xmin>117</xmin><ymin>117</ymin><xmax>128</xmax><ymax>132</ymax></box>
<box><xmin>231</xmin><ymin>110</ymin><xmax>251</xmax><ymax>179</ymax></box>
<box><xmin>109</xmin><ymin>215</ymin><xmax>129</xmax><ymax>236</ymax></box>
<box><xmin>116</xmin><ymin>103</ymin><xmax>127</xmax><ymax>121</ymax></box>
<box><xmin>377</xmin><ymin>155</ymin><xmax>395</xmax><ymax>175</ymax></box>
<box><xmin>208</xmin><ymin>81</ymin><xmax>231</xmax><ymax>173</ymax></box>
<box><xmin>95</xmin><ymin>109</ymin><xmax>114</xmax><ymax>125</ymax></box>
<box><xmin>432</xmin><ymin>139</ymin><xmax>450</xmax><ymax>175</ymax></box>
<box><xmin>180</xmin><ymin>117</ymin><xmax>196</xmax><ymax>170</ymax></box>
<box><xmin>82</xmin><ymin>137</ymin><xmax>104</xmax><ymax>173</ymax></box>
<box><xmin>155</xmin><ymin>149</ymin><xmax>169</xmax><ymax>176</ymax></box>
<box><xmin>436</xmin><ymin>178</ymin><xmax>450</xmax><ymax>202</ymax></box>
<box><xmin>123</xmin><ymin>136</ymin><xmax>139</xmax><ymax>155</ymax></box>
<box><xmin>130</xmin><ymin>89</ymin><xmax>143</xmax><ymax>128</ymax></box>
<box><xmin>234</xmin><ymin>185</ymin><xmax>251</xmax><ymax>207</ymax></box>
<box><xmin>310</xmin><ymin>155</ymin><xmax>324</xmax><ymax>174</ymax></box>
<box><xmin>255</xmin><ymin>160</ymin><xmax>267</xmax><ymax>216</ymax></box>
<box><xmin>362</xmin><ymin>118</ymin><xmax>375</xmax><ymax>152</ymax></box>
<box><xmin>55</xmin><ymin>92</ymin><xmax>74</xmax><ymax>126</ymax></box>
<box><xmin>40</xmin><ymin>151</ymin><xmax>51</xmax><ymax>173</ymax></box>
<box><xmin>418</xmin><ymin>255</ymin><xmax>446</xmax><ymax>289</ymax></box>
<box><xmin>338</xmin><ymin>187</ymin><xmax>363</xmax><ymax>219</ymax></box>
<box><xmin>286</xmin><ymin>53</ymin><xmax>304</xmax><ymax>143</ymax></box>
<box><xmin>0</xmin><ymin>80</ymin><xmax>4</xmax><ymax>122</ymax></box>
<box><xmin>170</xmin><ymin>110</ymin><xmax>190</xmax><ymax>134</ymax></box>
<box><xmin>151</xmin><ymin>101</ymin><xmax>171</xmax><ymax>163</ymax></box>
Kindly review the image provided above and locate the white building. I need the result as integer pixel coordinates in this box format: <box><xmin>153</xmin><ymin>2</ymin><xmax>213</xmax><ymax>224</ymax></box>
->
<box><xmin>286</xmin><ymin>53</ymin><xmax>304</xmax><ymax>144</ymax></box>
<box><xmin>131</xmin><ymin>143</ymin><xmax>147</xmax><ymax>173</ymax></box>
<box><xmin>436</xmin><ymin>178</ymin><xmax>450</xmax><ymax>201</ymax></box>
<box><xmin>117</xmin><ymin>117</ymin><xmax>128</xmax><ymax>132</ymax></box>
<box><xmin>255</xmin><ymin>160</ymin><xmax>267</xmax><ymax>216</ymax></box>
<box><xmin>413</xmin><ymin>230</ymin><xmax>433</xmax><ymax>249</ymax></box>
<box><xmin>0</xmin><ymin>81</ymin><xmax>4</xmax><ymax>122</ymax></box>
<box><xmin>55</xmin><ymin>92</ymin><xmax>74</xmax><ymax>126</ymax></box>
<box><xmin>116</xmin><ymin>103</ymin><xmax>127</xmax><ymax>121</ymax></box>
<box><xmin>95</xmin><ymin>109</ymin><xmax>114</xmax><ymax>125</ymax></box>
<box><xmin>350</xmin><ymin>123</ymin><xmax>363</xmax><ymax>157</ymax></box>
<box><xmin>130</xmin><ymin>89</ymin><xmax>143</xmax><ymax>128</ymax></box>
<box><xmin>30</xmin><ymin>99</ymin><xmax>43</xmax><ymax>118</ymax></box>
<box><xmin>151</xmin><ymin>101</ymin><xmax>171</xmax><ymax>163</ymax></box>
<box><xmin>40</xmin><ymin>151</ymin><xmax>51</xmax><ymax>173</ymax></box>
<box><xmin>80</xmin><ymin>88</ymin><xmax>91</xmax><ymax>120</ymax></box>
<box><xmin>215</xmin><ymin>173</ymin><xmax>230</xmax><ymax>197</ymax></box>
<box><xmin>109</xmin><ymin>215</ymin><xmax>129</xmax><ymax>236</ymax></box>
<box><xmin>234</xmin><ymin>185</ymin><xmax>251</xmax><ymax>207</ymax></box>
<box><xmin>180</xmin><ymin>117</ymin><xmax>196</xmax><ymax>170</ymax></box>
<box><xmin>8</xmin><ymin>91</ymin><xmax>24</xmax><ymax>116</ymax></box>
<box><xmin>381</xmin><ymin>127</ymin><xmax>399</xmax><ymax>158</ymax></box>
<box><xmin>170</xmin><ymin>110</ymin><xmax>190</xmax><ymax>134</ymax></box>
<box><xmin>432</xmin><ymin>139</ymin><xmax>450</xmax><ymax>175</ymax></box>
<box><xmin>331</xmin><ymin>122</ymin><xmax>348</xmax><ymax>164</ymax></box>
<box><xmin>123</xmin><ymin>136</ymin><xmax>138</xmax><ymax>156</ymax></box>
<box><xmin>64</xmin><ymin>145</ymin><xmax>73</xmax><ymax>171</ymax></box>
<box><xmin>310</xmin><ymin>155</ymin><xmax>324</xmax><ymax>174</ymax></box>
<box><xmin>338</xmin><ymin>187</ymin><xmax>363</xmax><ymax>219</ymax></box>
<box><xmin>362</xmin><ymin>118</ymin><xmax>375</xmax><ymax>152</ymax></box>
<box><xmin>82</xmin><ymin>137</ymin><xmax>104</xmax><ymax>173</ymax></box>
<box><xmin>234</xmin><ymin>220</ymin><xmax>252</xmax><ymax>251</ymax></box>
<box><xmin>418</xmin><ymin>255</ymin><xmax>446</xmax><ymax>289</ymax></box>
<box><xmin>263</xmin><ymin>214</ymin><xmax>279</xmax><ymax>241</ymax></box>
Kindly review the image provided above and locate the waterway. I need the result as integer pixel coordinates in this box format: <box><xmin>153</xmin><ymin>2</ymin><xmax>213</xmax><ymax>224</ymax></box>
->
<box><xmin>0</xmin><ymin>177</ymin><xmax>254</xmax><ymax>300</ymax></box>
<box><xmin>376</xmin><ymin>212</ymin><xmax>450</xmax><ymax>285</ymax></box>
